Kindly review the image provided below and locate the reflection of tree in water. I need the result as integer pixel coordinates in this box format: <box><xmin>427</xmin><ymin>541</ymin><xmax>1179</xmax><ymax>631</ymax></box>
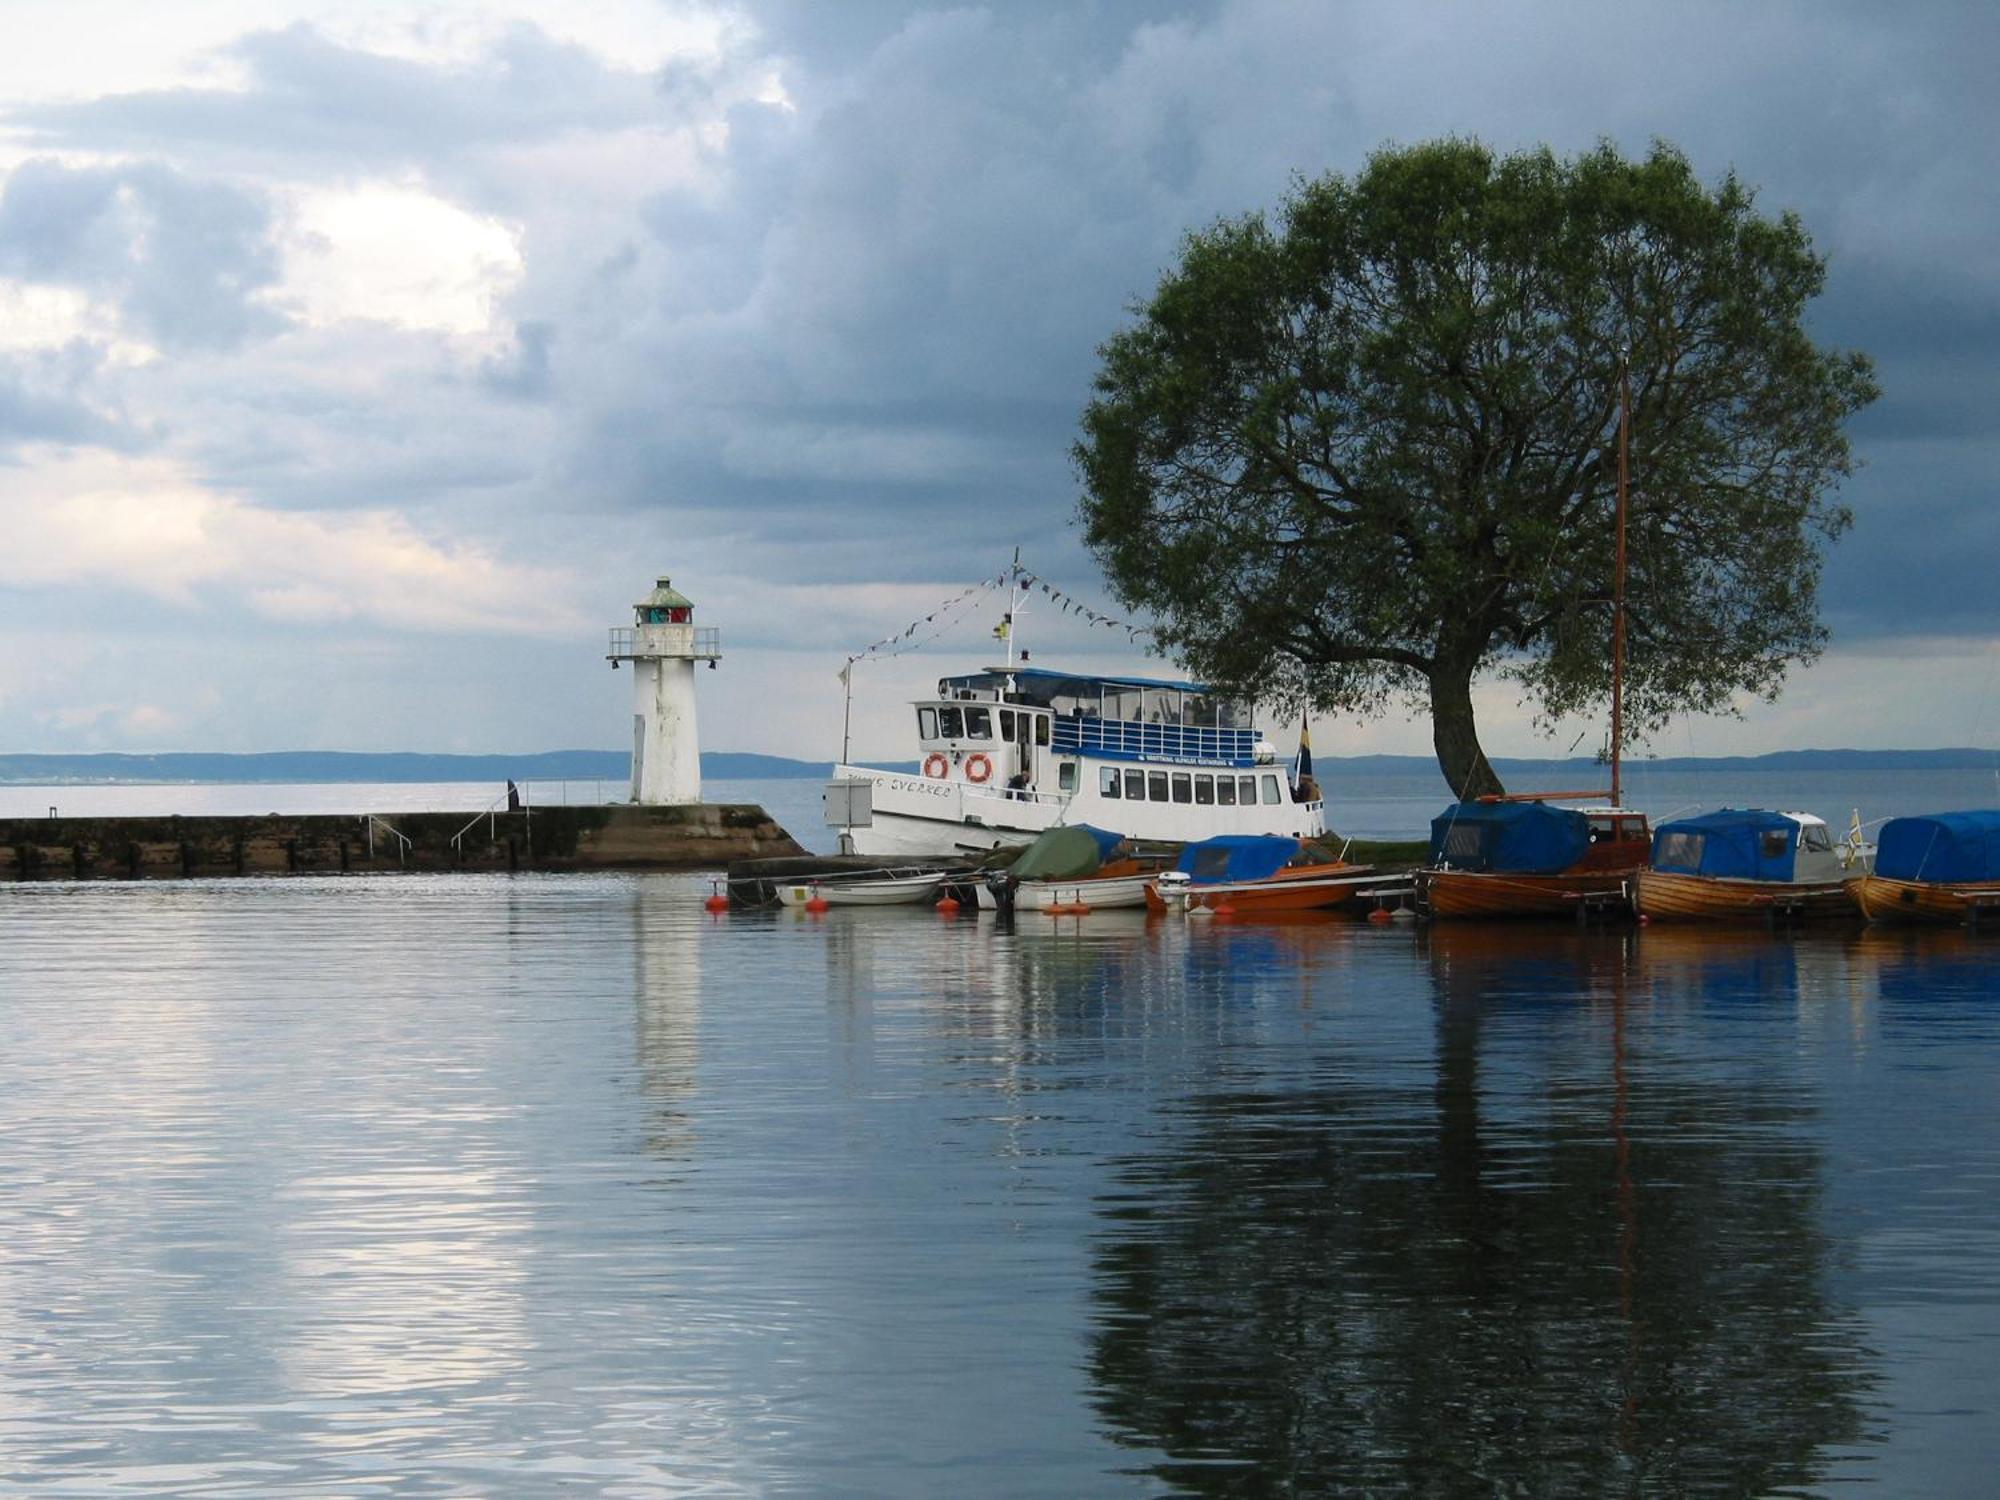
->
<box><xmin>1089</xmin><ymin>929</ymin><xmax>1871</xmax><ymax>1495</ymax></box>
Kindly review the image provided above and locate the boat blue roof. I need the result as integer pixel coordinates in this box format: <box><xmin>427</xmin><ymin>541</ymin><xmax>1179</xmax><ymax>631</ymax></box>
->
<box><xmin>1875</xmin><ymin>810</ymin><xmax>2000</xmax><ymax>883</ymax></box>
<box><xmin>952</xmin><ymin>666</ymin><xmax>1213</xmax><ymax>695</ymax></box>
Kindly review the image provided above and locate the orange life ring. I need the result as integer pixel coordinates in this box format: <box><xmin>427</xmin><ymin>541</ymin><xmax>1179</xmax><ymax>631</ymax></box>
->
<box><xmin>923</xmin><ymin>753</ymin><xmax>949</xmax><ymax>779</ymax></box>
<box><xmin>964</xmin><ymin>752</ymin><xmax>994</xmax><ymax>784</ymax></box>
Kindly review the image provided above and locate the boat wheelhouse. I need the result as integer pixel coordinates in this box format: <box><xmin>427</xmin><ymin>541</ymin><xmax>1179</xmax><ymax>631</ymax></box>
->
<box><xmin>828</xmin><ymin>667</ymin><xmax>1327</xmax><ymax>856</ymax></box>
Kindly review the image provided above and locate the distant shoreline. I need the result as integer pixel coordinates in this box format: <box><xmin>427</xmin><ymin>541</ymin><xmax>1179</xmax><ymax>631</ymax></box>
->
<box><xmin>2</xmin><ymin>746</ymin><xmax>1995</xmax><ymax>787</ymax></box>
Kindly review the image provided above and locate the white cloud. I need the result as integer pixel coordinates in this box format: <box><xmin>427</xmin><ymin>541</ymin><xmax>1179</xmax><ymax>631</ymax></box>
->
<box><xmin>4</xmin><ymin>449</ymin><xmax>586</xmax><ymax>635</ymax></box>
<box><xmin>274</xmin><ymin>180</ymin><xmax>522</xmax><ymax>335</ymax></box>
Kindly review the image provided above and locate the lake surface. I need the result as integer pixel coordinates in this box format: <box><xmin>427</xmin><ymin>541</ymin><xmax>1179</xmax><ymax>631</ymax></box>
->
<box><xmin>1</xmin><ymin>874</ymin><xmax>1996</xmax><ymax>1494</ymax></box>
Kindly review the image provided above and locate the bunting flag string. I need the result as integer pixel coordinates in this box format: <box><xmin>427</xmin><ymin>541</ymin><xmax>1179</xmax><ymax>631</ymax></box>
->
<box><xmin>838</xmin><ymin>560</ymin><xmax>1155</xmax><ymax>685</ymax></box>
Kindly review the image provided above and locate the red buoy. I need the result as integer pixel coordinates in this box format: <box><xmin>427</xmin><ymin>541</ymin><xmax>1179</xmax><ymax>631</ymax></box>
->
<box><xmin>936</xmin><ymin>895</ymin><xmax>961</xmax><ymax>914</ymax></box>
<box><xmin>1367</xmin><ymin>907</ymin><xmax>1394</xmax><ymax>925</ymax></box>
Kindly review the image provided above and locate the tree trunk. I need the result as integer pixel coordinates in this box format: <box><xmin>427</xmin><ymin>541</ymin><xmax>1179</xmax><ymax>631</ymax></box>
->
<box><xmin>1430</xmin><ymin>664</ymin><xmax>1504</xmax><ymax>800</ymax></box>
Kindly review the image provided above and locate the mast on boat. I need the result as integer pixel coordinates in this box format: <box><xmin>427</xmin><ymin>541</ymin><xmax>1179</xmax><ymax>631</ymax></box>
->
<box><xmin>1611</xmin><ymin>349</ymin><xmax>1629</xmax><ymax>809</ymax></box>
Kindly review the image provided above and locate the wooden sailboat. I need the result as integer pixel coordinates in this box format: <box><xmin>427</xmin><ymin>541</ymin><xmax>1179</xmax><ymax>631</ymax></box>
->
<box><xmin>1422</xmin><ymin>355</ymin><xmax>1650</xmax><ymax>921</ymax></box>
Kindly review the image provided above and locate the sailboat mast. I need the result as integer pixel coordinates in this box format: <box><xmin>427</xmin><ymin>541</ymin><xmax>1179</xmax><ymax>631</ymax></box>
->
<box><xmin>1611</xmin><ymin>353</ymin><xmax>1630</xmax><ymax>809</ymax></box>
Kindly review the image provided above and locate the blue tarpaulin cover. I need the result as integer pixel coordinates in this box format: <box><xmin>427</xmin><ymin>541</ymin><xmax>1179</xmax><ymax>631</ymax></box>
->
<box><xmin>1175</xmin><ymin>834</ymin><xmax>1302</xmax><ymax>884</ymax></box>
<box><xmin>1874</xmin><ymin>811</ymin><xmax>2000</xmax><ymax>883</ymax></box>
<box><xmin>1428</xmin><ymin>802</ymin><xmax>1591</xmax><ymax>874</ymax></box>
<box><xmin>1651</xmin><ymin>809</ymin><xmax>1799</xmax><ymax>881</ymax></box>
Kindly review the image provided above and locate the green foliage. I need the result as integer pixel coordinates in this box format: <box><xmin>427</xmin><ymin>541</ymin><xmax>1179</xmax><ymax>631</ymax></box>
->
<box><xmin>1076</xmin><ymin>138</ymin><xmax>1877</xmax><ymax>792</ymax></box>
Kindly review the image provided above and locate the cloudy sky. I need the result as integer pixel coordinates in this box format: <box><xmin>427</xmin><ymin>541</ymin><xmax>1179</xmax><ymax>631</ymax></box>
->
<box><xmin>2</xmin><ymin>0</ymin><xmax>1995</xmax><ymax>763</ymax></box>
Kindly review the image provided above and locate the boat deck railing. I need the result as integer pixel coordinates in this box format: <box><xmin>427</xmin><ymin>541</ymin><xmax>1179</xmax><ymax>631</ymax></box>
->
<box><xmin>1051</xmin><ymin>717</ymin><xmax>1256</xmax><ymax>765</ymax></box>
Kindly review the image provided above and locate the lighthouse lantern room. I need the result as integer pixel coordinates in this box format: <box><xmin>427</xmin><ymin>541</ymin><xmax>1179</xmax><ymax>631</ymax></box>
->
<box><xmin>607</xmin><ymin>576</ymin><xmax>721</xmax><ymax>804</ymax></box>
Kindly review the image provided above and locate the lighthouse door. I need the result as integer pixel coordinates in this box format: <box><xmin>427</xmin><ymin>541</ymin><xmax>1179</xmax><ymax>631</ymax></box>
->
<box><xmin>632</xmin><ymin>714</ymin><xmax>645</xmax><ymax>793</ymax></box>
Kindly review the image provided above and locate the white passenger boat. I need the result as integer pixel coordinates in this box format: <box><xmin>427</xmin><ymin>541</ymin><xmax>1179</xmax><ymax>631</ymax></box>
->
<box><xmin>828</xmin><ymin>666</ymin><xmax>1327</xmax><ymax>857</ymax></box>
<box><xmin>775</xmin><ymin>872</ymin><xmax>948</xmax><ymax>907</ymax></box>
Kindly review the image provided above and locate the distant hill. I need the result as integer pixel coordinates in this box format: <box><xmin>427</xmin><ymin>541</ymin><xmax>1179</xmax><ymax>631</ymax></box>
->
<box><xmin>0</xmin><ymin>746</ymin><xmax>1992</xmax><ymax>786</ymax></box>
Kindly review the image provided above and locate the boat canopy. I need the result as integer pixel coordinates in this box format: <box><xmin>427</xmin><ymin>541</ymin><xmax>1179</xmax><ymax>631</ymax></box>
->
<box><xmin>1428</xmin><ymin>802</ymin><xmax>1591</xmax><ymax>874</ymax></box>
<box><xmin>1010</xmin><ymin>824</ymin><xmax>1125</xmax><ymax>881</ymax></box>
<box><xmin>1174</xmin><ymin>834</ymin><xmax>1302</xmax><ymax>884</ymax></box>
<box><xmin>1874</xmin><ymin>810</ymin><xmax>2000</xmax><ymax>883</ymax></box>
<box><xmin>1651</xmin><ymin>809</ymin><xmax>1802</xmax><ymax>881</ymax></box>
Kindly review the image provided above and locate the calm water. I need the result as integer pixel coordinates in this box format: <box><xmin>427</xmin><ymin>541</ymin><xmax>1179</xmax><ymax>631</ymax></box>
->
<box><xmin>2</xmin><ymin>874</ymin><xmax>1997</xmax><ymax>1495</ymax></box>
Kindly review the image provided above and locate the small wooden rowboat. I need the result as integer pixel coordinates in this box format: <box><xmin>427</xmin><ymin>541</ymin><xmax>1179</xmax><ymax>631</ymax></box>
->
<box><xmin>776</xmin><ymin>872</ymin><xmax>947</xmax><ymax>907</ymax></box>
<box><xmin>1422</xmin><ymin>868</ymin><xmax>1636</xmax><ymax>920</ymax></box>
<box><xmin>1849</xmin><ymin>873</ymin><xmax>2000</xmax><ymax>927</ymax></box>
<box><xmin>1633</xmin><ymin>869</ymin><xmax>1856</xmax><ymax>924</ymax></box>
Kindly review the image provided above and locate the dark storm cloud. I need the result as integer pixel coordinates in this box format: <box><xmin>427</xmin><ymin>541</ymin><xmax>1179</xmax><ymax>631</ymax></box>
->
<box><xmin>0</xmin><ymin>158</ymin><xmax>279</xmax><ymax>352</ymax></box>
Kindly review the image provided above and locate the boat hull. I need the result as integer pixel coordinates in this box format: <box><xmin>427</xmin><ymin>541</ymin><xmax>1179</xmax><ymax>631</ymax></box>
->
<box><xmin>1422</xmin><ymin>868</ymin><xmax>1635</xmax><ymax>921</ymax></box>
<box><xmin>1633</xmin><ymin>870</ymin><xmax>1857</xmax><ymax>924</ymax></box>
<box><xmin>1146</xmin><ymin>864</ymin><xmax>1375</xmax><ymax>915</ymax></box>
<box><xmin>1850</xmin><ymin>873</ymin><xmax>2000</xmax><ymax>926</ymax></box>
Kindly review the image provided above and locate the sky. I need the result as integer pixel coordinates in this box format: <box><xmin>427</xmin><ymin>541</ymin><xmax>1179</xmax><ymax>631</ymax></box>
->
<box><xmin>2</xmin><ymin>0</ymin><xmax>1997</xmax><ymax>765</ymax></box>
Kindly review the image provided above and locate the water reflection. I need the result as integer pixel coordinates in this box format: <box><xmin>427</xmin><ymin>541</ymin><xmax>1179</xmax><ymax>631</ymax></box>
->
<box><xmin>1088</xmin><ymin>924</ymin><xmax>1874</xmax><ymax>1494</ymax></box>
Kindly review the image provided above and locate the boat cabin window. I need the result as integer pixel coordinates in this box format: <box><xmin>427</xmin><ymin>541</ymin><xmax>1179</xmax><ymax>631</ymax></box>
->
<box><xmin>1239</xmin><ymin>775</ymin><xmax>1257</xmax><ymax>804</ymax></box>
<box><xmin>1184</xmin><ymin>697</ymin><xmax>1217</xmax><ymax>728</ymax></box>
<box><xmin>1148</xmin><ymin>771</ymin><xmax>1169</xmax><ymax>801</ymax></box>
<box><xmin>1035</xmin><ymin>716</ymin><xmax>1050</xmax><ymax>747</ymax></box>
<box><xmin>999</xmin><ymin>709</ymin><xmax>1014</xmax><ymax>741</ymax></box>
<box><xmin>1194</xmin><ymin>774</ymin><xmax>1215</xmax><ymax>805</ymax></box>
<box><xmin>1261</xmin><ymin>775</ymin><xmax>1282</xmax><ymax>805</ymax></box>
<box><xmin>918</xmin><ymin>707</ymin><xmax>938</xmax><ymax>739</ymax></box>
<box><xmin>1058</xmin><ymin>763</ymin><xmax>1078</xmax><ymax>793</ymax></box>
<box><xmin>1171</xmin><ymin>773</ymin><xmax>1192</xmax><ymax>804</ymax></box>
<box><xmin>1216</xmin><ymin>776</ymin><xmax>1237</xmax><ymax>806</ymax></box>
<box><xmin>1144</xmin><ymin>691</ymin><xmax>1182</xmax><ymax>724</ymax></box>
<box><xmin>938</xmin><ymin>706</ymin><xmax>964</xmax><ymax>739</ymax></box>
<box><xmin>1760</xmin><ymin>830</ymin><xmax>1790</xmax><ymax>859</ymax></box>
<box><xmin>1441</xmin><ymin>824</ymin><xmax>1483</xmax><ymax>860</ymax></box>
<box><xmin>1658</xmin><ymin>832</ymin><xmax>1703</xmax><ymax>867</ymax></box>
<box><xmin>1124</xmin><ymin>770</ymin><xmax>1145</xmax><ymax>800</ymax></box>
<box><xmin>1102</xmin><ymin>688</ymin><xmax>1138</xmax><ymax>720</ymax></box>
<box><xmin>1099</xmin><ymin>767</ymin><xmax>1121</xmax><ymax>798</ymax></box>
<box><xmin>1801</xmin><ymin>824</ymin><xmax>1832</xmax><ymax>852</ymax></box>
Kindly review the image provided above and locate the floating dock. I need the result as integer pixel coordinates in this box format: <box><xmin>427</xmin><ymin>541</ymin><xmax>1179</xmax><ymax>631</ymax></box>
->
<box><xmin>0</xmin><ymin>803</ymin><xmax>805</xmax><ymax>880</ymax></box>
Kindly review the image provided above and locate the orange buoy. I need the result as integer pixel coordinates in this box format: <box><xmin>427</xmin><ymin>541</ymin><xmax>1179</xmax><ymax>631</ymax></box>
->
<box><xmin>936</xmin><ymin>895</ymin><xmax>961</xmax><ymax>914</ymax></box>
<box><xmin>1367</xmin><ymin>907</ymin><xmax>1394</xmax><ymax>925</ymax></box>
<box><xmin>804</xmin><ymin>886</ymin><xmax>830</xmax><ymax>914</ymax></box>
<box><xmin>1212</xmin><ymin>902</ymin><xmax>1237</xmax><ymax>918</ymax></box>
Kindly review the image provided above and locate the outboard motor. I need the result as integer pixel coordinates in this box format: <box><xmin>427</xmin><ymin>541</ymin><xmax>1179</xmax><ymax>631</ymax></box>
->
<box><xmin>983</xmin><ymin>870</ymin><xmax>1018</xmax><ymax>913</ymax></box>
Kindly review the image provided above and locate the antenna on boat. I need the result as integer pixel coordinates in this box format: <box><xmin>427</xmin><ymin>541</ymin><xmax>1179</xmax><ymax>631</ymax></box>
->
<box><xmin>1611</xmin><ymin>346</ymin><xmax>1630</xmax><ymax>810</ymax></box>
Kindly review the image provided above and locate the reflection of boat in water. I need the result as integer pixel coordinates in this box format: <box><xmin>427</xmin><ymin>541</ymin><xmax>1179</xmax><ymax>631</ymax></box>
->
<box><xmin>776</xmin><ymin>872</ymin><xmax>948</xmax><ymax>907</ymax></box>
<box><xmin>1421</xmin><ymin>800</ymin><xmax>1650</xmax><ymax>920</ymax></box>
<box><xmin>1144</xmin><ymin>835</ymin><xmax>1373</xmax><ymax>915</ymax></box>
<box><xmin>1849</xmin><ymin>810</ymin><xmax>2000</xmax><ymax>927</ymax></box>
<box><xmin>1634</xmin><ymin>809</ymin><xmax>1857</xmax><ymax>924</ymax></box>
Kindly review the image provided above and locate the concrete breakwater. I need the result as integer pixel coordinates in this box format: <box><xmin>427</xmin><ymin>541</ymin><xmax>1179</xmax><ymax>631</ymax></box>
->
<box><xmin>0</xmin><ymin>803</ymin><xmax>805</xmax><ymax>880</ymax></box>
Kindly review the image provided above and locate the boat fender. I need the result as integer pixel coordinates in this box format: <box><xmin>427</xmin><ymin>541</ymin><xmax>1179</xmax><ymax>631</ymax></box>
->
<box><xmin>923</xmin><ymin>753</ymin><xmax>949</xmax><ymax>779</ymax></box>
<box><xmin>964</xmin><ymin>753</ymin><xmax>993</xmax><ymax>784</ymax></box>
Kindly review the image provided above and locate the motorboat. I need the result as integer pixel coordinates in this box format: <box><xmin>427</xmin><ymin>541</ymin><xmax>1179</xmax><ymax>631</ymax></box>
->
<box><xmin>1144</xmin><ymin>835</ymin><xmax>1373</xmax><ymax>915</ymax></box>
<box><xmin>1849</xmin><ymin>810</ymin><xmax>2000</xmax><ymax>926</ymax></box>
<box><xmin>1632</xmin><ymin>809</ymin><xmax>1858</xmax><ymax>923</ymax></box>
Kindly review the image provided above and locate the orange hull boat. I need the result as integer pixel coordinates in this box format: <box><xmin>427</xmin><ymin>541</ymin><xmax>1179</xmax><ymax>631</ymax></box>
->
<box><xmin>1145</xmin><ymin>862</ymin><xmax>1375</xmax><ymax>915</ymax></box>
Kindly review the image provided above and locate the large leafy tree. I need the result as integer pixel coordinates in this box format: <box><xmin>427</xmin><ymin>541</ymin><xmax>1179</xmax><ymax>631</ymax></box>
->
<box><xmin>1076</xmin><ymin>139</ymin><xmax>1877</xmax><ymax>798</ymax></box>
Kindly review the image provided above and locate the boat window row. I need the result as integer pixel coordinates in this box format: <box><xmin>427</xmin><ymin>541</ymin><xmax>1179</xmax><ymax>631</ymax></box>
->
<box><xmin>1091</xmin><ymin>689</ymin><xmax>1249</xmax><ymax>728</ymax></box>
<box><xmin>918</xmin><ymin>705</ymin><xmax>1049</xmax><ymax>746</ymax></box>
<box><xmin>1099</xmin><ymin>767</ymin><xmax>1282</xmax><ymax>806</ymax></box>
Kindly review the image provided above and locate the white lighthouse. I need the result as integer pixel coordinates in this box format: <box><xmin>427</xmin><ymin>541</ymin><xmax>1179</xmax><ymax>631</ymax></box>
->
<box><xmin>607</xmin><ymin>576</ymin><xmax>721</xmax><ymax>804</ymax></box>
